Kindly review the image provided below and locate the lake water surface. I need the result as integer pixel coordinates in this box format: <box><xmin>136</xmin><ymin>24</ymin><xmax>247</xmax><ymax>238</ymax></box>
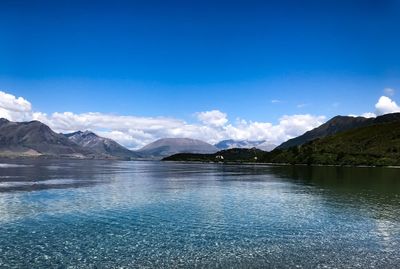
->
<box><xmin>0</xmin><ymin>159</ymin><xmax>399</xmax><ymax>268</ymax></box>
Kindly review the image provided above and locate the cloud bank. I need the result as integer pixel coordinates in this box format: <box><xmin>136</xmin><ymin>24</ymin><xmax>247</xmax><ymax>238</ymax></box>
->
<box><xmin>0</xmin><ymin>90</ymin><xmax>328</xmax><ymax>149</ymax></box>
<box><xmin>2</xmin><ymin>90</ymin><xmax>397</xmax><ymax>149</ymax></box>
<box><xmin>196</xmin><ymin>110</ymin><xmax>228</xmax><ymax>127</ymax></box>
<box><xmin>32</xmin><ymin>111</ymin><xmax>325</xmax><ymax>149</ymax></box>
<box><xmin>0</xmin><ymin>91</ymin><xmax>32</xmax><ymax>121</ymax></box>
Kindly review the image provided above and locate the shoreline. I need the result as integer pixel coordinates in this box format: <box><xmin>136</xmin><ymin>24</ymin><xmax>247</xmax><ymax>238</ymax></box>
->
<box><xmin>0</xmin><ymin>155</ymin><xmax>399</xmax><ymax>169</ymax></box>
<box><xmin>162</xmin><ymin>160</ymin><xmax>400</xmax><ymax>169</ymax></box>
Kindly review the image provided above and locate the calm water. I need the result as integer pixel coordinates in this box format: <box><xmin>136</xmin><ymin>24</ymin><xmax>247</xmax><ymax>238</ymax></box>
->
<box><xmin>0</xmin><ymin>160</ymin><xmax>399</xmax><ymax>268</ymax></box>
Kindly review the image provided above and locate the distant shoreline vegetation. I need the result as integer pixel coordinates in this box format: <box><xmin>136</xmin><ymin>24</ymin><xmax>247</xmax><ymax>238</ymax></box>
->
<box><xmin>162</xmin><ymin>149</ymin><xmax>400</xmax><ymax>167</ymax></box>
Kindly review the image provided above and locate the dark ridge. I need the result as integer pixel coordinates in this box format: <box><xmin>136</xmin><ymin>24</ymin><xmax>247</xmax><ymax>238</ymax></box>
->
<box><xmin>277</xmin><ymin>113</ymin><xmax>400</xmax><ymax>149</ymax></box>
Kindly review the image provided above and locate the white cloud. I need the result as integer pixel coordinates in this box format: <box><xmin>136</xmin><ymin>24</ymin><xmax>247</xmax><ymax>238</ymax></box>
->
<box><xmin>271</xmin><ymin>99</ymin><xmax>281</xmax><ymax>103</ymax></box>
<box><xmin>0</xmin><ymin>90</ymin><xmax>327</xmax><ymax>149</ymax></box>
<box><xmin>0</xmin><ymin>91</ymin><xmax>32</xmax><ymax>121</ymax></box>
<box><xmin>4</xmin><ymin>89</ymin><xmax>400</xmax><ymax>150</ymax></box>
<box><xmin>0</xmin><ymin>91</ymin><xmax>31</xmax><ymax>112</ymax></box>
<box><xmin>35</xmin><ymin>112</ymin><xmax>189</xmax><ymax>149</ymax></box>
<box><xmin>38</xmin><ymin>112</ymin><xmax>184</xmax><ymax>133</ymax></box>
<box><xmin>348</xmin><ymin>113</ymin><xmax>376</xmax><ymax>118</ymax></box>
<box><xmin>196</xmin><ymin>110</ymin><xmax>228</xmax><ymax>127</ymax></box>
<box><xmin>375</xmin><ymin>96</ymin><xmax>400</xmax><ymax>115</ymax></box>
<box><xmin>361</xmin><ymin>112</ymin><xmax>376</xmax><ymax>118</ymax></box>
<box><xmin>297</xmin><ymin>103</ymin><xmax>309</xmax><ymax>109</ymax></box>
<box><xmin>279</xmin><ymin>114</ymin><xmax>326</xmax><ymax>136</ymax></box>
<box><xmin>384</xmin><ymin>88</ymin><xmax>395</xmax><ymax>96</ymax></box>
<box><xmin>96</xmin><ymin>130</ymin><xmax>153</xmax><ymax>150</ymax></box>
<box><xmin>203</xmin><ymin>114</ymin><xmax>326</xmax><ymax>145</ymax></box>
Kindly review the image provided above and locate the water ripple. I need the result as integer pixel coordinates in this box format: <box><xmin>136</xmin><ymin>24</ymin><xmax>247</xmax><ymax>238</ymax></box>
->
<box><xmin>0</xmin><ymin>160</ymin><xmax>399</xmax><ymax>268</ymax></box>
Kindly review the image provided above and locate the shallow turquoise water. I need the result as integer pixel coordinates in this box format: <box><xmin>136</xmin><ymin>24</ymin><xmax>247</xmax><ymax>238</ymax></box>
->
<box><xmin>0</xmin><ymin>160</ymin><xmax>399</xmax><ymax>268</ymax></box>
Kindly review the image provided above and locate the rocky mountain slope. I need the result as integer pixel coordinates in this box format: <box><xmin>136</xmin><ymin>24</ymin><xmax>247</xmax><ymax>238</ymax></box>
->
<box><xmin>65</xmin><ymin>131</ymin><xmax>139</xmax><ymax>159</ymax></box>
<box><xmin>0</xmin><ymin>119</ymin><xmax>90</xmax><ymax>157</ymax></box>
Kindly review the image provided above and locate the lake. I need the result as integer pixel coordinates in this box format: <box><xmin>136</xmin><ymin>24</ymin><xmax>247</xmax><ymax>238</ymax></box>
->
<box><xmin>0</xmin><ymin>159</ymin><xmax>399</xmax><ymax>268</ymax></box>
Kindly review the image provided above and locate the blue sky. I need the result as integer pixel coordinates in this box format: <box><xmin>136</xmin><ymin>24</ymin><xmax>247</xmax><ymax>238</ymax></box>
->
<box><xmin>1</xmin><ymin>0</ymin><xmax>400</xmax><ymax>148</ymax></box>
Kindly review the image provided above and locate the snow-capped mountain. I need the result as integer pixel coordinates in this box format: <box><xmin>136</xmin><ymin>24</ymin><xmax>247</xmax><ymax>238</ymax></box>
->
<box><xmin>214</xmin><ymin>139</ymin><xmax>266</xmax><ymax>150</ymax></box>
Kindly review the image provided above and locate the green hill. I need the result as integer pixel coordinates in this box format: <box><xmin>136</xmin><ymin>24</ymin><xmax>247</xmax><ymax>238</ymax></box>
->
<box><xmin>263</xmin><ymin>121</ymin><xmax>400</xmax><ymax>166</ymax></box>
<box><xmin>277</xmin><ymin>112</ymin><xmax>400</xmax><ymax>149</ymax></box>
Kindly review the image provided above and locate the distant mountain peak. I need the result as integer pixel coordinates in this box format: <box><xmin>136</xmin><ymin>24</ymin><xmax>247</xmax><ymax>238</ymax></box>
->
<box><xmin>215</xmin><ymin>139</ymin><xmax>266</xmax><ymax>150</ymax></box>
<box><xmin>0</xmin><ymin>119</ymin><xmax>137</xmax><ymax>159</ymax></box>
<box><xmin>0</xmin><ymin>119</ymin><xmax>89</xmax><ymax>157</ymax></box>
<box><xmin>138</xmin><ymin>137</ymin><xmax>218</xmax><ymax>159</ymax></box>
<box><xmin>256</xmin><ymin>142</ymin><xmax>277</xmax><ymax>152</ymax></box>
<box><xmin>64</xmin><ymin>130</ymin><xmax>138</xmax><ymax>159</ymax></box>
<box><xmin>80</xmin><ymin>130</ymin><xmax>98</xmax><ymax>138</ymax></box>
<box><xmin>0</xmin><ymin>118</ymin><xmax>10</xmax><ymax>123</ymax></box>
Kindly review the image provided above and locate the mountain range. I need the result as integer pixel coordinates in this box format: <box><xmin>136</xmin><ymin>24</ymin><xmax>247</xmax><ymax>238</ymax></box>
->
<box><xmin>164</xmin><ymin>113</ymin><xmax>400</xmax><ymax>166</ymax></box>
<box><xmin>2</xmin><ymin>112</ymin><xmax>400</xmax><ymax>165</ymax></box>
<box><xmin>64</xmin><ymin>131</ymin><xmax>140</xmax><ymax>159</ymax></box>
<box><xmin>0</xmin><ymin>119</ymin><xmax>218</xmax><ymax>159</ymax></box>
<box><xmin>0</xmin><ymin>118</ymin><xmax>90</xmax><ymax>158</ymax></box>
